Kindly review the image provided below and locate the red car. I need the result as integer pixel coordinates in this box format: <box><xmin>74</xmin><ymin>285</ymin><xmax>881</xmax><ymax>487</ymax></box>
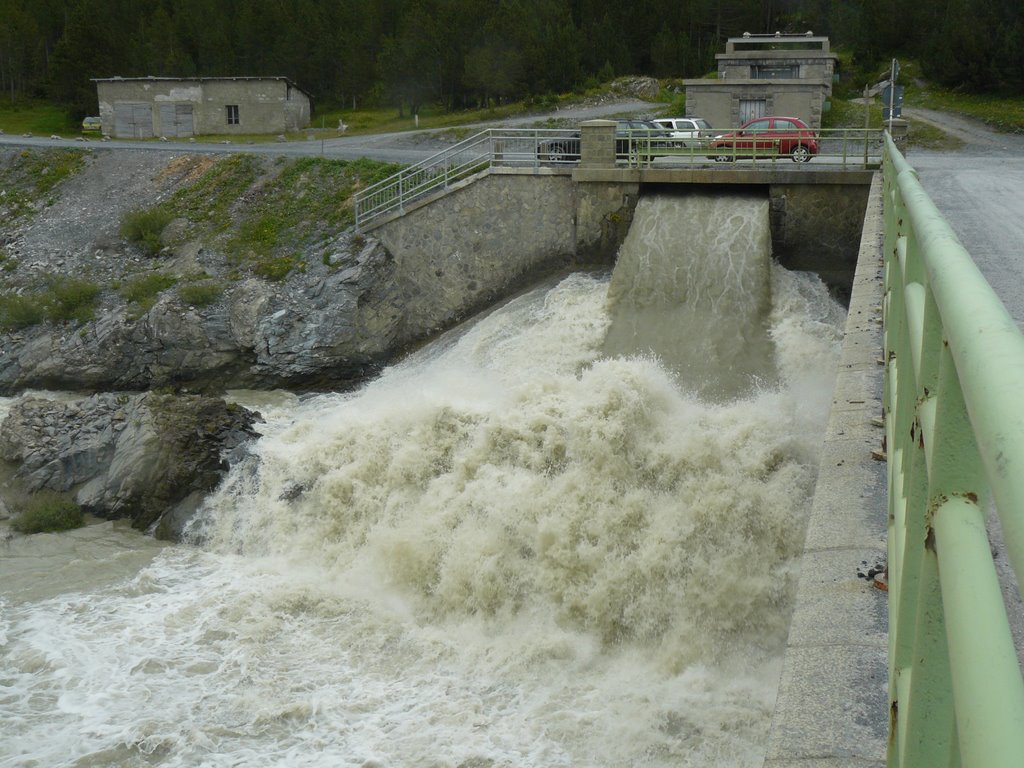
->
<box><xmin>708</xmin><ymin>116</ymin><xmax>819</xmax><ymax>163</ymax></box>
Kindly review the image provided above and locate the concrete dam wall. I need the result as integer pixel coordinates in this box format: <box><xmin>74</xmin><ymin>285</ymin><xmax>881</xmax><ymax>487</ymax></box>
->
<box><xmin>373</xmin><ymin>169</ymin><xmax>871</xmax><ymax>327</ymax></box>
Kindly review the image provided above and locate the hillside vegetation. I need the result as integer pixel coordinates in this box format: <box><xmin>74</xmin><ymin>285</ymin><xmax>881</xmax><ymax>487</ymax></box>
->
<box><xmin>0</xmin><ymin>149</ymin><xmax>400</xmax><ymax>333</ymax></box>
<box><xmin>1</xmin><ymin>0</ymin><xmax>1020</xmax><ymax>123</ymax></box>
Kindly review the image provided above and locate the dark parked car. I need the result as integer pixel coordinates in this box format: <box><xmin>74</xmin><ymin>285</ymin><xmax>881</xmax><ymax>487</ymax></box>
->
<box><xmin>708</xmin><ymin>116</ymin><xmax>819</xmax><ymax>163</ymax></box>
<box><xmin>538</xmin><ymin>119</ymin><xmax>674</xmax><ymax>163</ymax></box>
<box><xmin>538</xmin><ymin>132</ymin><xmax>581</xmax><ymax>163</ymax></box>
<box><xmin>614</xmin><ymin>119</ymin><xmax>674</xmax><ymax>158</ymax></box>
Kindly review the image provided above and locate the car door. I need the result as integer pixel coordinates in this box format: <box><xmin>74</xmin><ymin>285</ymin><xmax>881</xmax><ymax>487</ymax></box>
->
<box><xmin>771</xmin><ymin>119</ymin><xmax>800</xmax><ymax>153</ymax></box>
<box><xmin>738</xmin><ymin>118</ymin><xmax>771</xmax><ymax>152</ymax></box>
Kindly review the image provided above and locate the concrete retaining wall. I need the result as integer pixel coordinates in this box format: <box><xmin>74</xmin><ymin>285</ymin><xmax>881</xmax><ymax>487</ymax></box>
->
<box><xmin>371</xmin><ymin>168</ymin><xmax>871</xmax><ymax>376</ymax></box>
<box><xmin>770</xmin><ymin>183</ymin><xmax>870</xmax><ymax>303</ymax></box>
<box><xmin>373</xmin><ymin>172</ymin><xmax>581</xmax><ymax>336</ymax></box>
<box><xmin>377</xmin><ymin>169</ymin><xmax>869</xmax><ymax>310</ymax></box>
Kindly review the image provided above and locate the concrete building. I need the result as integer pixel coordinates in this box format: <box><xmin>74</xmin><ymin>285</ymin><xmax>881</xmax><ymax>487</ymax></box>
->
<box><xmin>684</xmin><ymin>33</ymin><xmax>839</xmax><ymax>129</ymax></box>
<box><xmin>92</xmin><ymin>76</ymin><xmax>312</xmax><ymax>138</ymax></box>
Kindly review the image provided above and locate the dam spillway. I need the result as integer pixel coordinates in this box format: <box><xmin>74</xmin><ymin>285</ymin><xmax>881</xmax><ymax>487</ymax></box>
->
<box><xmin>604</xmin><ymin>192</ymin><xmax>776</xmax><ymax>399</ymax></box>
<box><xmin>0</xmin><ymin>193</ymin><xmax>846</xmax><ymax>766</ymax></box>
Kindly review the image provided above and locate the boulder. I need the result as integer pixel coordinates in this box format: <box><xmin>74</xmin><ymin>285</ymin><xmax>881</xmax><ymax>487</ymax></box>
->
<box><xmin>0</xmin><ymin>392</ymin><xmax>258</xmax><ymax>539</ymax></box>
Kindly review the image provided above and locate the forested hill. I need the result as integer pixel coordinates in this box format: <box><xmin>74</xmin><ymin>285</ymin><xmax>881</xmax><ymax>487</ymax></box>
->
<box><xmin>1</xmin><ymin>0</ymin><xmax>1021</xmax><ymax>117</ymax></box>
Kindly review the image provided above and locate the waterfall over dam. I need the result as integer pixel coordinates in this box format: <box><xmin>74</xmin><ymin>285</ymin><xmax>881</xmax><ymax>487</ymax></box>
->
<box><xmin>604</xmin><ymin>192</ymin><xmax>776</xmax><ymax>399</ymax></box>
<box><xmin>0</xmin><ymin>193</ymin><xmax>846</xmax><ymax>767</ymax></box>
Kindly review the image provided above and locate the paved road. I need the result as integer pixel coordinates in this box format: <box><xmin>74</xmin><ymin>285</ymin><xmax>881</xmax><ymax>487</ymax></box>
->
<box><xmin>903</xmin><ymin>108</ymin><xmax>1024</xmax><ymax>326</ymax></box>
<box><xmin>0</xmin><ymin>99</ymin><xmax>654</xmax><ymax>165</ymax></box>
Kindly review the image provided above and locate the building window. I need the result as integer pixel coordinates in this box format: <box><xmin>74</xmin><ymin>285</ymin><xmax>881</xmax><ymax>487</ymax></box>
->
<box><xmin>226</xmin><ymin>105</ymin><xmax>240</xmax><ymax>125</ymax></box>
<box><xmin>752</xmin><ymin>64</ymin><xmax>799</xmax><ymax>79</ymax></box>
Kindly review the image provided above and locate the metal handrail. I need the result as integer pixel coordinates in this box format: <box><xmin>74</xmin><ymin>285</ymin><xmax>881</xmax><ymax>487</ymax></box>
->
<box><xmin>354</xmin><ymin>126</ymin><xmax>885</xmax><ymax>231</ymax></box>
<box><xmin>353</xmin><ymin>128</ymin><xmax>579</xmax><ymax>230</ymax></box>
<box><xmin>629</xmin><ymin>126</ymin><xmax>883</xmax><ymax>167</ymax></box>
<box><xmin>882</xmin><ymin>132</ymin><xmax>1024</xmax><ymax>767</ymax></box>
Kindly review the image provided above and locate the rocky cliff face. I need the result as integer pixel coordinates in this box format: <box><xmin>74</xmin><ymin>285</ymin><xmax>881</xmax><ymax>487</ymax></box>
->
<box><xmin>0</xmin><ymin>236</ymin><xmax>405</xmax><ymax>392</ymax></box>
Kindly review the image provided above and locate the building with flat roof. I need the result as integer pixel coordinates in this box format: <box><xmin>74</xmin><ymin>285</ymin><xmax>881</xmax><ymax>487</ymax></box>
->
<box><xmin>683</xmin><ymin>33</ymin><xmax>839</xmax><ymax>129</ymax></box>
<box><xmin>92</xmin><ymin>76</ymin><xmax>312</xmax><ymax>138</ymax></box>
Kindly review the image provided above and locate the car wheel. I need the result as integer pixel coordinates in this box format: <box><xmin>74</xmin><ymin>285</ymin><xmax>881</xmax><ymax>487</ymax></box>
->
<box><xmin>714</xmin><ymin>154</ymin><xmax>734</xmax><ymax>163</ymax></box>
<box><xmin>547</xmin><ymin>142</ymin><xmax>567</xmax><ymax>163</ymax></box>
<box><xmin>791</xmin><ymin>145</ymin><xmax>812</xmax><ymax>163</ymax></box>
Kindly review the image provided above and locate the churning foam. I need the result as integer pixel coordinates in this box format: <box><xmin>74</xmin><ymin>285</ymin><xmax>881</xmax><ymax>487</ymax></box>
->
<box><xmin>0</xmin><ymin>204</ymin><xmax>846</xmax><ymax>767</ymax></box>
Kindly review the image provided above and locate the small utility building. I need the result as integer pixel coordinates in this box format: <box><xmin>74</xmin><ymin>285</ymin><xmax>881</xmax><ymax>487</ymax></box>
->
<box><xmin>92</xmin><ymin>76</ymin><xmax>312</xmax><ymax>138</ymax></box>
<box><xmin>684</xmin><ymin>34</ymin><xmax>839</xmax><ymax>129</ymax></box>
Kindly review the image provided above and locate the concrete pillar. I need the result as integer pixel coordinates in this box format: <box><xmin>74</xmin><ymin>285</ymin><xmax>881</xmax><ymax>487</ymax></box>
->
<box><xmin>580</xmin><ymin>119</ymin><xmax>616</xmax><ymax>168</ymax></box>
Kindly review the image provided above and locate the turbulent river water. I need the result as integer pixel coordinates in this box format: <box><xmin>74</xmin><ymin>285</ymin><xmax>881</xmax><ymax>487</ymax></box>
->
<box><xmin>0</xmin><ymin>193</ymin><xmax>846</xmax><ymax>767</ymax></box>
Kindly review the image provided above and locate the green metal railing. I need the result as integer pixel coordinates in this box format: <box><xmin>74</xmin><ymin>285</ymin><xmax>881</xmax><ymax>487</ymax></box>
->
<box><xmin>627</xmin><ymin>126</ymin><xmax>883</xmax><ymax>167</ymax></box>
<box><xmin>883</xmin><ymin>133</ymin><xmax>1024</xmax><ymax>767</ymax></box>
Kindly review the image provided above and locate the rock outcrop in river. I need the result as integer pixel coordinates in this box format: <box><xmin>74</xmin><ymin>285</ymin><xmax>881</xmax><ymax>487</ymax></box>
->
<box><xmin>0</xmin><ymin>392</ymin><xmax>258</xmax><ymax>539</ymax></box>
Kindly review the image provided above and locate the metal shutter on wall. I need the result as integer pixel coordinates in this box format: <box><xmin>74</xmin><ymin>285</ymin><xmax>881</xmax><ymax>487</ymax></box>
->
<box><xmin>114</xmin><ymin>103</ymin><xmax>154</xmax><ymax>138</ymax></box>
<box><xmin>158</xmin><ymin>103</ymin><xmax>194</xmax><ymax>137</ymax></box>
<box><xmin>174</xmin><ymin>105</ymin><xmax>194</xmax><ymax>136</ymax></box>
<box><xmin>739</xmin><ymin>99</ymin><xmax>767</xmax><ymax>124</ymax></box>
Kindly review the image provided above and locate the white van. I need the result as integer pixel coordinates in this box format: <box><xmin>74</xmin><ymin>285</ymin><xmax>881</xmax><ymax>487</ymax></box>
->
<box><xmin>652</xmin><ymin>117</ymin><xmax>712</xmax><ymax>147</ymax></box>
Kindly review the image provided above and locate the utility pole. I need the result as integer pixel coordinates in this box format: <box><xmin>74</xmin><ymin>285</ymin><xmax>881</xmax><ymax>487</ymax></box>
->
<box><xmin>888</xmin><ymin>58</ymin><xmax>899</xmax><ymax>134</ymax></box>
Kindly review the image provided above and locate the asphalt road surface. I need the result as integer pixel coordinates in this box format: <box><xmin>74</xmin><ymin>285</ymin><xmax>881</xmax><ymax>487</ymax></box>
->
<box><xmin>902</xmin><ymin>108</ymin><xmax>1024</xmax><ymax>328</ymax></box>
<box><xmin>0</xmin><ymin>99</ymin><xmax>654</xmax><ymax>165</ymax></box>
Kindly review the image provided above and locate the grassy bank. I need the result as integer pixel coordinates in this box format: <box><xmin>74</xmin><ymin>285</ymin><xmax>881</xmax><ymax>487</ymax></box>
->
<box><xmin>1</xmin><ymin>151</ymin><xmax>402</xmax><ymax>332</ymax></box>
<box><xmin>904</xmin><ymin>88</ymin><xmax>1024</xmax><ymax>135</ymax></box>
<box><xmin>0</xmin><ymin>100</ymin><xmax>77</xmax><ymax>136</ymax></box>
<box><xmin>823</xmin><ymin>96</ymin><xmax>964</xmax><ymax>151</ymax></box>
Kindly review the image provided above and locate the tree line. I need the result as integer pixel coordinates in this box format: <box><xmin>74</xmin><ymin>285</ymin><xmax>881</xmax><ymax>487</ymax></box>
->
<box><xmin>1</xmin><ymin>0</ymin><xmax>1021</xmax><ymax>117</ymax></box>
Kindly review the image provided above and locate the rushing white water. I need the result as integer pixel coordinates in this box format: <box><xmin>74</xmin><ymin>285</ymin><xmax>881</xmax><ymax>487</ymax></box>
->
<box><xmin>0</xmin><ymin>196</ymin><xmax>846</xmax><ymax>768</ymax></box>
<box><xmin>604</xmin><ymin>193</ymin><xmax>775</xmax><ymax>399</ymax></box>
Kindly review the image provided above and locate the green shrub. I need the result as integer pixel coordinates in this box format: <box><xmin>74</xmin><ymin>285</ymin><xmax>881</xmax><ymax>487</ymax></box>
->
<box><xmin>177</xmin><ymin>281</ymin><xmax>223</xmax><ymax>306</ymax></box>
<box><xmin>0</xmin><ymin>248</ymin><xmax>17</xmax><ymax>272</ymax></box>
<box><xmin>253</xmin><ymin>254</ymin><xmax>299</xmax><ymax>281</ymax></box>
<box><xmin>120</xmin><ymin>208</ymin><xmax>174</xmax><ymax>255</ymax></box>
<box><xmin>45</xmin><ymin>276</ymin><xmax>100</xmax><ymax>323</ymax></box>
<box><xmin>11</xmin><ymin>490</ymin><xmax>85</xmax><ymax>534</ymax></box>
<box><xmin>0</xmin><ymin>292</ymin><xmax>46</xmax><ymax>330</ymax></box>
<box><xmin>120</xmin><ymin>272</ymin><xmax>177</xmax><ymax>307</ymax></box>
